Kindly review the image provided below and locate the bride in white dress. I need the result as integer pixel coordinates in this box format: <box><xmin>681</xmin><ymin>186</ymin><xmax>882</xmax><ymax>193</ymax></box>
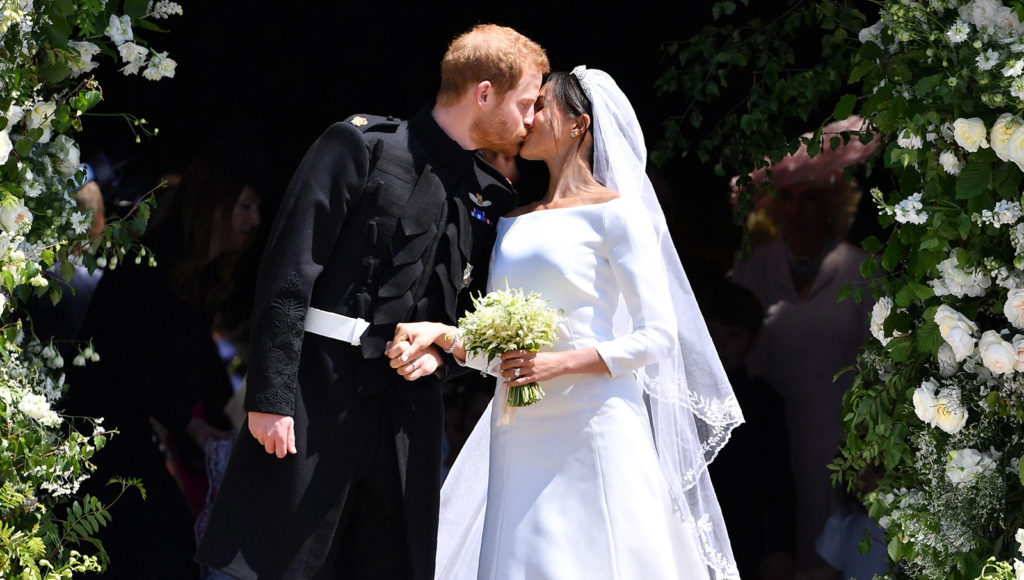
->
<box><xmin>389</xmin><ymin>67</ymin><xmax>743</xmax><ymax>580</ymax></box>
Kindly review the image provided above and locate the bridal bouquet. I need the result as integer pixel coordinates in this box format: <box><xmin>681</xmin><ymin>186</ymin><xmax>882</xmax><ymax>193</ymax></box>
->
<box><xmin>458</xmin><ymin>283</ymin><xmax>562</xmax><ymax>407</ymax></box>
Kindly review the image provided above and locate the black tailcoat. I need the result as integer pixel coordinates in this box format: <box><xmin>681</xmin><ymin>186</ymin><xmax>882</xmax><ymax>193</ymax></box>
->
<box><xmin>196</xmin><ymin>109</ymin><xmax>515</xmax><ymax>579</ymax></box>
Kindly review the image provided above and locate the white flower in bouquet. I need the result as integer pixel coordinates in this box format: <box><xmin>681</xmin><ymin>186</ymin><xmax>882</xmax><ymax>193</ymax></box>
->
<box><xmin>935</xmin><ymin>304</ymin><xmax>979</xmax><ymax>362</ymax></box>
<box><xmin>104</xmin><ymin>14</ymin><xmax>133</xmax><ymax>46</ymax></box>
<box><xmin>933</xmin><ymin>386</ymin><xmax>969</xmax><ymax>433</ymax></box>
<box><xmin>1016</xmin><ymin>528</ymin><xmax>1024</xmax><ymax>554</ymax></box>
<box><xmin>938</xmin><ymin>343</ymin><xmax>960</xmax><ymax>376</ymax></box>
<box><xmin>27</xmin><ymin>100</ymin><xmax>56</xmax><ymax>143</ymax></box>
<box><xmin>870</xmin><ymin>296</ymin><xmax>901</xmax><ymax>345</ymax></box>
<box><xmin>930</xmin><ymin>251</ymin><xmax>991</xmax><ymax>298</ymax></box>
<box><xmin>5</xmin><ymin>103</ymin><xmax>24</xmax><ymax>129</ymax></box>
<box><xmin>979</xmin><ymin>330</ymin><xmax>1017</xmax><ymax>375</ymax></box>
<box><xmin>897</xmin><ymin>129</ymin><xmax>924</xmax><ymax>149</ymax></box>
<box><xmin>953</xmin><ymin>117</ymin><xmax>989</xmax><ymax>152</ymax></box>
<box><xmin>0</xmin><ymin>129</ymin><xmax>11</xmax><ymax>166</ymax></box>
<box><xmin>946</xmin><ymin>448</ymin><xmax>997</xmax><ymax>486</ymax></box>
<box><xmin>458</xmin><ymin>283</ymin><xmax>562</xmax><ymax>407</ymax></box>
<box><xmin>0</xmin><ymin>198</ymin><xmax>32</xmax><ymax>233</ymax></box>
<box><xmin>913</xmin><ymin>379</ymin><xmax>939</xmax><ymax>423</ymax></box>
<box><xmin>67</xmin><ymin>40</ymin><xmax>100</xmax><ymax>77</ymax></box>
<box><xmin>991</xmin><ymin>113</ymin><xmax>1021</xmax><ymax>161</ymax></box>
<box><xmin>0</xmin><ymin>292</ymin><xmax>5</xmax><ymax>318</ymax></box>
<box><xmin>142</xmin><ymin>51</ymin><xmax>176</xmax><ymax>81</ymax></box>
<box><xmin>939</xmin><ymin>150</ymin><xmax>964</xmax><ymax>175</ymax></box>
<box><xmin>48</xmin><ymin>135</ymin><xmax>79</xmax><ymax>179</ymax></box>
<box><xmin>1007</xmin><ymin>125</ymin><xmax>1024</xmax><ymax>172</ymax></box>
<box><xmin>18</xmin><ymin>393</ymin><xmax>60</xmax><ymax>427</ymax></box>
<box><xmin>977</xmin><ymin>48</ymin><xmax>1001</xmax><ymax>71</ymax></box>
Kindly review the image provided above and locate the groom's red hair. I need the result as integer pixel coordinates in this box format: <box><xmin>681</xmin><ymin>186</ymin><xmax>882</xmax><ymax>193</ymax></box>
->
<box><xmin>436</xmin><ymin>24</ymin><xmax>549</xmax><ymax>106</ymax></box>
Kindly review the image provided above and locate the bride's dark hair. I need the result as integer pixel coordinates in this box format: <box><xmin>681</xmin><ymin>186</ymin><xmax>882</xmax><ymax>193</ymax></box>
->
<box><xmin>545</xmin><ymin>71</ymin><xmax>594</xmax><ymax>166</ymax></box>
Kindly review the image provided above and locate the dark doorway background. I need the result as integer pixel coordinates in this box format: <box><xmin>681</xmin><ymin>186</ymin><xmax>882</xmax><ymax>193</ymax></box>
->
<box><xmin>76</xmin><ymin>0</ymin><xmax>879</xmax><ymax>282</ymax></box>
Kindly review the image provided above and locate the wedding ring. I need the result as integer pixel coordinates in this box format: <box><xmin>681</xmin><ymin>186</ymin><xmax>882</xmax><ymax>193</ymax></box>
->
<box><xmin>514</xmin><ymin>368</ymin><xmax>521</xmax><ymax>378</ymax></box>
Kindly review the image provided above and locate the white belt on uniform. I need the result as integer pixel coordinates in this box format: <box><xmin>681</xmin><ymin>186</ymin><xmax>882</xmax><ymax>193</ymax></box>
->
<box><xmin>303</xmin><ymin>307</ymin><xmax>370</xmax><ymax>346</ymax></box>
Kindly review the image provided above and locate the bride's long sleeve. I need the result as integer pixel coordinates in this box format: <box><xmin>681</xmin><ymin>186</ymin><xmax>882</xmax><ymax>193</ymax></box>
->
<box><xmin>594</xmin><ymin>198</ymin><xmax>678</xmax><ymax>378</ymax></box>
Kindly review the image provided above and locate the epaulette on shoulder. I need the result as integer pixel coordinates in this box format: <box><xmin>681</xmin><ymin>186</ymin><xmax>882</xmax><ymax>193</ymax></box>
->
<box><xmin>344</xmin><ymin>114</ymin><xmax>402</xmax><ymax>134</ymax></box>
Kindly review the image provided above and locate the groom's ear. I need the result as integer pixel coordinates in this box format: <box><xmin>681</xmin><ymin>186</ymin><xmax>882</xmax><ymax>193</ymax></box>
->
<box><xmin>474</xmin><ymin>81</ymin><xmax>494</xmax><ymax>108</ymax></box>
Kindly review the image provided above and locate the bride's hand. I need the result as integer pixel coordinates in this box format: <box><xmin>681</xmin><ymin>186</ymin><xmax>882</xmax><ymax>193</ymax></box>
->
<box><xmin>389</xmin><ymin>321</ymin><xmax>457</xmax><ymax>360</ymax></box>
<box><xmin>499</xmin><ymin>350</ymin><xmax>564</xmax><ymax>386</ymax></box>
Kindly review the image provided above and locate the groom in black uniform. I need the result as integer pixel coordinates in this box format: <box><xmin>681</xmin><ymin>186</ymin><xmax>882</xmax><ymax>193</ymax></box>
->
<box><xmin>196</xmin><ymin>25</ymin><xmax>548</xmax><ymax>579</ymax></box>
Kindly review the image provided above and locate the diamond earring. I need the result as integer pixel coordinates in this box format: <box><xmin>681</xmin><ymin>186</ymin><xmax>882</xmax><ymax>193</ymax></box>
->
<box><xmin>570</xmin><ymin>129</ymin><xmax>578</xmax><ymax>138</ymax></box>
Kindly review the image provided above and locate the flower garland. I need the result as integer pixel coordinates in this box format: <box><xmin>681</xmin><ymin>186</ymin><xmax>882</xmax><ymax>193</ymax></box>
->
<box><xmin>0</xmin><ymin>0</ymin><xmax>179</xmax><ymax>576</ymax></box>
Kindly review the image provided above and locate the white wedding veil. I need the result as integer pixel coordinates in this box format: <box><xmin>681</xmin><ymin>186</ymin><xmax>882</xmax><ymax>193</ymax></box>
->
<box><xmin>434</xmin><ymin>68</ymin><xmax>744</xmax><ymax>580</ymax></box>
<box><xmin>579</xmin><ymin>65</ymin><xmax>742</xmax><ymax>579</ymax></box>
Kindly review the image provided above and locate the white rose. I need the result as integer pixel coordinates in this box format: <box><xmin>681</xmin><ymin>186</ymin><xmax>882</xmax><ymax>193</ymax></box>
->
<box><xmin>935</xmin><ymin>304</ymin><xmax>979</xmax><ymax>361</ymax></box>
<box><xmin>933</xmin><ymin>387</ymin><xmax>969</xmax><ymax>434</ymax></box>
<box><xmin>1007</xmin><ymin>125</ymin><xmax>1024</xmax><ymax>172</ymax></box>
<box><xmin>1013</xmin><ymin>335</ymin><xmax>1024</xmax><ymax>372</ymax></box>
<box><xmin>938</xmin><ymin>342</ymin><xmax>960</xmax><ymax>377</ymax></box>
<box><xmin>990</xmin><ymin>114</ymin><xmax>1021</xmax><ymax>162</ymax></box>
<box><xmin>1006</xmin><ymin>288</ymin><xmax>1024</xmax><ymax>329</ymax></box>
<box><xmin>939</xmin><ymin>150</ymin><xmax>964</xmax><ymax>175</ymax></box>
<box><xmin>104</xmin><ymin>14</ymin><xmax>134</xmax><ymax>46</ymax></box>
<box><xmin>26</xmin><ymin>101</ymin><xmax>56</xmax><ymax>144</ymax></box>
<box><xmin>5</xmin><ymin>104</ymin><xmax>24</xmax><ymax>129</ymax></box>
<box><xmin>0</xmin><ymin>199</ymin><xmax>32</xmax><ymax>233</ymax></box>
<box><xmin>967</xmin><ymin>0</ymin><xmax>1003</xmax><ymax>29</ymax></box>
<box><xmin>870</xmin><ymin>296</ymin><xmax>897</xmax><ymax>345</ymax></box>
<box><xmin>67</xmin><ymin>40</ymin><xmax>100</xmax><ymax>77</ymax></box>
<box><xmin>49</xmin><ymin>135</ymin><xmax>80</xmax><ymax>178</ymax></box>
<box><xmin>953</xmin><ymin>117</ymin><xmax>990</xmax><ymax>152</ymax></box>
<box><xmin>913</xmin><ymin>379</ymin><xmax>939</xmax><ymax>424</ymax></box>
<box><xmin>18</xmin><ymin>393</ymin><xmax>59</xmax><ymax>426</ymax></box>
<box><xmin>0</xmin><ymin>129</ymin><xmax>11</xmax><ymax>165</ymax></box>
<box><xmin>979</xmin><ymin>330</ymin><xmax>1017</xmax><ymax>375</ymax></box>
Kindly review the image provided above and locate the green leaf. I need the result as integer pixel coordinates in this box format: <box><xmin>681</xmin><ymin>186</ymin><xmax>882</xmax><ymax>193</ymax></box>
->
<box><xmin>917</xmin><ymin>320</ymin><xmax>943</xmax><ymax>354</ymax></box>
<box><xmin>14</xmin><ymin>136</ymin><xmax>34</xmax><ymax>157</ymax></box>
<box><xmin>833</xmin><ymin>93</ymin><xmax>857</xmax><ymax>121</ymax></box>
<box><xmin>860</xmin><ymin>257</ymin><xmax>877</xmax><ymax>279</ymax></box>
<box><xmin>849</xmin><ymin>60</ymin><xmax>875</xmax><ymax>83</ymax></box>
<box><xmin>124</xmin><ymin>0</ymin><xmax>151</xmax><ymax>19</ymax></box>
<box><xmin>955</xmin><ymin>159</ymin><xmax>992</xmax><ymax>199</ymax></box>
<box><xmin>881</xmin><ymin>237</ymin><xmax>904</xmax><ymax>272</ymax></box>
<box><xmin>913</xmin><ymin>74</ymin><xmax>942</xmax><ymax>97</ymax></box>
<box><xmin>861</xmin><ymin>236</ymin><xmax>883</xmax><ymax>254</ymax></box>
<box><xmin>1019</xmin><ymin>453</ymin><xmax>1024</xmax><ymax>487</ymax></box>
<box><xmin>837</xmin><ymin>283</ymin><xmax>851</xmax><ymax>303</ymax></box>
<box><xmin>38</xmin><ymin>61</ymin><xmax>71</xmax><ymax>84</ymax></box>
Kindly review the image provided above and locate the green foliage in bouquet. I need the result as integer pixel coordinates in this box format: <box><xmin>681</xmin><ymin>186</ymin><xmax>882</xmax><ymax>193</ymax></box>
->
<box><xmin>0</xmin><ymin>0</ymin><xmax>179</xmax><ymax>576</ymax></box>
<box><xmin>664</xmin><ymin>0</ymin><xmax>1024</xmax><ymax>577</ymax></box>
<box><xmin>458</xmin><ymin>283</ymin><xmax>562</xmax><ymax>407</ymax></box>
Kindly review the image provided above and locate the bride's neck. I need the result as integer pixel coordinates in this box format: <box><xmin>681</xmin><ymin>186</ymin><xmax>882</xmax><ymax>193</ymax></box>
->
<box><xmin>541</xmin><ymin>154</ymin><xmax>601</xmax><ymax>204</ymax></box>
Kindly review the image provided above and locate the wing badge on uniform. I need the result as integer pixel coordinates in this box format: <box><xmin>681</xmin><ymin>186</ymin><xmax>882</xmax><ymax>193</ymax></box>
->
<box><xmin>462</xmin><ymin>263</ymin><xmax>474</xmax><ymax>287</ymax></box>
<box><xmin>469</xmin><ymin>193</ymin><xmax>492</xmax><ymax>207</ymax></box>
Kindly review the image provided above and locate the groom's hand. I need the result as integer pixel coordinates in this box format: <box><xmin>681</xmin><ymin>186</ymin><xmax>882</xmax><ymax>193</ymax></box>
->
<box><xmin>248</xmin><ymin>411</ymin><xmax>297</xmax><ymax>458</ymax></box>
<box><xmin>387</xmin><ymin>341</ymin><xmax>443</xmax><ymax>381</ymax></box>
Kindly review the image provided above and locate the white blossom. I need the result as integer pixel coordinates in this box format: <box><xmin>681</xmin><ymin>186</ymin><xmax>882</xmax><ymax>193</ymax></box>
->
<box><xmin>946</xmin><ymin>448</ymin><xmax>997</xmax><ymax>486</ymax></box>
<box><xmin>897</xmin><ymin>129</ymin><xmax>924</xmax><ymax>149</ymax></box>
<box><xmin>859</xmin><ymin>20</ymin><xmax>886</xmax><ymax>46</ymax></box>
<box><xmin>147</xmin><ymin>0</ymin><xmax>182</xmax><ymax>18</ymax></box>
<box><xmin>933</xmin><ymin>387</ymin><xmax>969</xmax><ymax>434</ymax></box>
<box><xmin>939</xmin><ymin>150</ymin><xmax>964</xmax><ymax>174</ymax></box>
<box><xmin>26</xmin><ymin>100</ymin><xmax>56</xmax><ymax>143</ymax></box>
<box><xmin>976</xmin><ymin>48</ymin><xmax>1001</xmax><ymax>71</ymax></box>
<box><xmin>975</xmin><ymin>199</ymin><xmax>1022</xmax><ymax>228</ymax></box>
<box><xmin>938</xmin><ymin>342</ymin><xmax>960</xmax><ymax>377</ymax></box>
<box><xmin>893</xmin><ymin>192</ymin><xmax>929</xmax><ymax>224</ymax></box>
<box><xmin>947</xmin><ymin>19</ymin><xmax>971</xmax><ymax>44</ymax></box>
<box><xmin>18</xmin><ymin>393</ymin><xmax>60</xmax><ymax>427</ymax></box>
<box><xmin>930</xmin><ymin>251</ymin><xmax>992</xmax><ymax>298</ymax></box>
<box><xmin>870</xmin><ymin>296</ymin><xmax>900</xmax><ymax>345</ymax></box>
<box><xmin>935</xmin><ymin>304</ymin><xmax>979</xmax><ymax>362</ymax></box>
<box><xmin>914</xmin><ymin>379</ymin><xmax>939</xmax><ymax>423</ymax></box>
<box><xmin>1012</xmin><ymin>78</ymin><xmax>1024</xmax><ymax>102</ymax></box>
<box><xmin>979</xmin><ymin>329</ymin><xmax>1017</xmax><ymax>375</ymax></box>
<box><xmin>69</xmin><ymin>211</ymin><xmax>89</xmax><ymax>235</ymax></box>
<box><xmin>0</xmin><ymin>198</ymin><xmax>32</xmax><ymax>233</ymax></box>
<box><xmin>0</xmin><ymin>129</ymin><xmax>11</xmax><ymax>166</ymax></box>
<box><xmin>142</xmin><ymin>52</ymin><xmax>176</xmax><ymax>81</ymax></box>
<box><xmin>66</xmin><ymin>41</ymin><xmax>100</xmax><ymax>77</ymax></box>
<box><xmin>104</xmin><ymin>14</ymin><xmax>133</xmax><ymax>46</ymax></box>
<box><xmin>1005</xmin><ymin>59</ymin><xmax>1024</xmax><ymax>78</ymax></box>
<box><xmin>953</xmin><ymin>117</ymin><xmax>989</xmax><ymax>152</ymax></box>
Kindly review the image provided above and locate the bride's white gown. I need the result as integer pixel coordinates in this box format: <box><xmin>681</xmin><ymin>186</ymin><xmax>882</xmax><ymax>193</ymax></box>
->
<box><xmin>436</xmin><ymin>197</ymin><xmax>711</xmax><ymax>580</ymax></box>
